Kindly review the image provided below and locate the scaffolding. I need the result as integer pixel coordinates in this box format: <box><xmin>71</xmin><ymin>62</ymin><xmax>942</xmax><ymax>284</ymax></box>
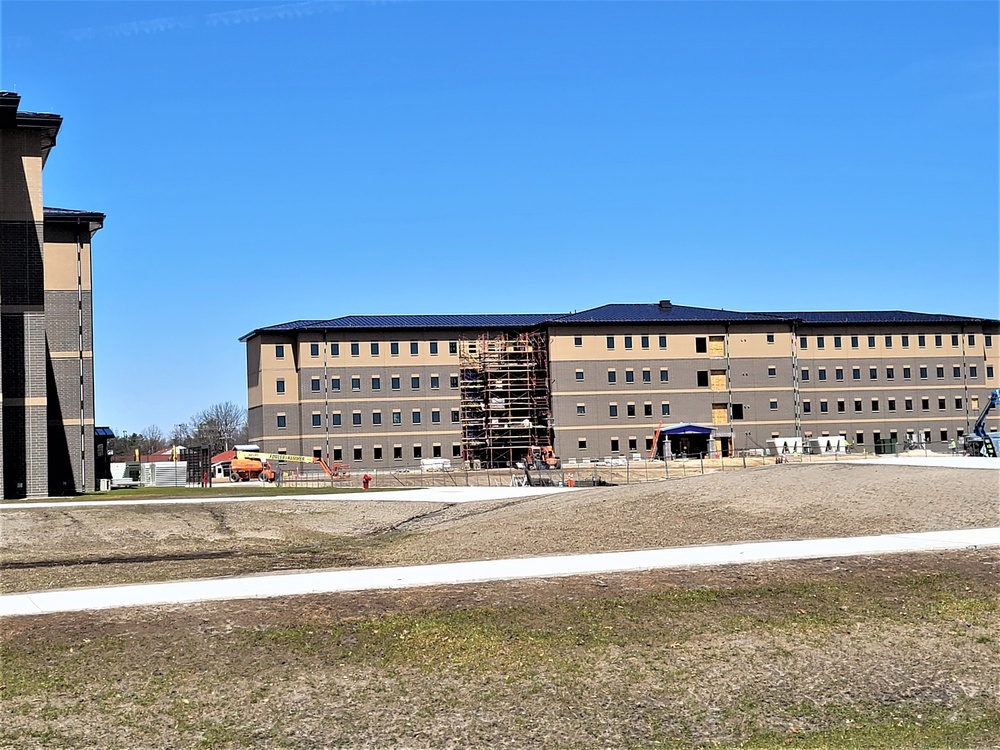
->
<box><xmin>459</xmin><ymin>330</ymin><xmax>552</xmax><ymax>467</ymax></box>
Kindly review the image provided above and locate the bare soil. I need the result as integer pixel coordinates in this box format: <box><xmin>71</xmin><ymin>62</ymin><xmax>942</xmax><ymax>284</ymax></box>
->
<box><xmin>1</xmin><ymin>463</ymin><xmax>998</xmax><ymax>749</ymax></box>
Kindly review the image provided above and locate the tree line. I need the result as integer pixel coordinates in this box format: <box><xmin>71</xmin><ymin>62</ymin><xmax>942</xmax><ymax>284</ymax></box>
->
<box><xmin>110</xmin><ymin>401</ymin><xmax>249</xmax><ymax>460</ymax></box>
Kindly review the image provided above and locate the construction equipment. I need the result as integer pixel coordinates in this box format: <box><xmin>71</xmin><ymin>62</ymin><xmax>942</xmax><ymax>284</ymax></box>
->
<box><xmin>230</xmin><ymin>451</ymin><xmax>349</xmax><ymax>482</ymax></box>
<box><xmin>526</xmin><ymin>444</ymin><xmax>561</xmax><ymax>470</ymax></box>
<box><xmin>964</xmin><ymin>388</ymin><xmax>1000</xmax><ymax>457</ymax></box>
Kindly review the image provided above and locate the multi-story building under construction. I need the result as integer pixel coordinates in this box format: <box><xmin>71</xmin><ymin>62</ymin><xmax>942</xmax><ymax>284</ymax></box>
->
<box><xmin>242</xmin><ymin>301</ymin><xmax>1000</xmax><ymax>467</ymax></box>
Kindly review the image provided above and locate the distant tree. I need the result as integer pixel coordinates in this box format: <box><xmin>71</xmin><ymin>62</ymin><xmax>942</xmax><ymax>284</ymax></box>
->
<box><xmin>170</xmin><ymin>422</ymin><xmax>193</xmax><ymax>445</ymax></box>
<box><xmin>109</xmin><ymin>431</ymin><xmax>143</xmax><ymax>461</ymax></box>
<box><xmin>140</xmin><ymin>425</ymin><xmax>166</xmax><ymax>456</ymax></box>
<box><xmin>189</xmin><ymin>401</ymin><xmax>247</xmax><ymax>454</ymax></box>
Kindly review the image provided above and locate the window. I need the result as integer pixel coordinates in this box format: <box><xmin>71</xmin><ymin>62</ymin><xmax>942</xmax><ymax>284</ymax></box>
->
<box><xmin>373</xmin><ymin>412</ymin><xmax>382</xmax><ymax>425</ymax></box>
<box><xmin>413</xmin><ymin>445</ymin><xmax>422</xmax><ymax>459</ymax></box>
<box><xmin>354</xmin><ymin>447</ymin><xmax>362</xmax><ymax>461</ymax></box>
<box><xmin>627</xmin><ymin>404</ymin><xmax>636</xmax><ymax>417</ymax></box>
<box><xmin>659</xmin><ymin>335</ymin><xmax>667</xmax><ymax>348</ymax></box>
<box><xmin>372</xmin><ymin>376</ymin><xmax>381</xmax><ymax>390</ymax></box>
<box><xmin>732</xmin><ymin>403</ymin><xmax>744</xmax><ymax>419</ymax></box>
<box><xmin>443</xmin><ymin>340</ymin><xmax>455</xmax><ymax>356</ymax></box>
<box><xmin>938</xmin><ymin>397</ymin><xmax>946</xmax><ymax>411</ymax></box>
<box><xmin>310</xmin><ymin>343</ymin><xmax>319</xmax><ymax>357</ymax></box>
<box><xmin>576</xmin><ymin>370</ymin><xmax>584</xmax><ymax>381</ymax></box>
<box><xmin>393</xmin><ymin>446</ymin><xmax>402</xmax><ymax>460</ymax></box>
<box><xmin>411</xmin><ymin>376</ymin><xmax>420</xmax><ymax>389</ymax></box>
<box><xmin>803</xmin><ymin>400</ymin><xmax>811</xmax><ymax>414</ymax></box>
<box><xmin>451</xmin><ymin>409</ymin><xmax>460</xmax><ymax>423</ymax></box>
<box><xmin>276</xmin><ymin>415</ymin><xmax>286</xmax><ymax>428</ymax></box>
<box><xmin>886</xmin><ymin>367</ymin><xmax>894</xmax><ymax>380</ymax></box>
<box><xmin>854</xmin><ymin>399</ymin><xmax>862</xmax><ymax>413</ymax></box>
<box><xmin>351</xmin><ymin>342</ymin><xmax>360</xmax><ymax>356</ymax></box>
<box><xmin>431</xmin><ymin>409</ymin><xmax>441</xmax><ymax>424</ymax></box>
<box><xmin>988</xmin><ymin>365</ymin><xmax>995</xmax><ymax>379</ymax></box>
<box><xmin>276</xmin><ymin>379</ymin><xmax>285</xmax><ymax>394</ymax></box>
<box><xmin>766</xmin><ymin>333</ymin><xmax>775</xmax><ymax>344</ymax></box>
<box><xmin>951</xmin><ymin>334</ymin><xmax>959</xmax><ymax>347</ymax></box>
<box><xmin>410</xmin><ymin>341</ymin><xmax>419</xmax><ymax>355</ymax></box>
<box><xmin>628</xmin><ymin>438</ymin><xmax>637</xmax><ymax>451</ymax></box>
<box><xmin>697</xmin><ymin>371</ymin><xmax>709</xmax><ymax>387</ymax></box>
<box><xmin>902</xmin><ymin>335</ymin><xmax>909</xmax><ymax>347</ymax></box>
<box><xmin>452</xmin><ymin>444</ymin><xmax>461</xmax><ymax>457</ymax></box>
<box><xmin>953</xmin><ymin>365</ymin><xmax>961</xmax><ymax>378</ymax></box>
<box><xmin>642</xmin><ymin>369</ymin><xmax>651</xmax><ymax>383</ymax></box>
<box><xmin>769</xmin><ymin>400</ymin><xmax>778</xmax><ymax>411</ymax></box>
<box><xmin>835</xmin><ymin>368</ymin><xmax>844</xmax><ymax>381</ymax></box>
<box><xmin>411</xmin><ymin>410</ymin><xmax>421</xmax><ymax>424</ymax></box>
<box><xmin>311</xmin><ymin>378</ymin><xmax>320</xmax><ymax>392</ymax></box>
<box><xmin>852</xmin><ymin>367</ymin><xmax>861</xmax><ymax>381</ymax></box>
<box><xmin>817</xmin><ymin>336</ymin><xmax>825</xmax><ymax>349</ymax></box>
<box><xmin>371</xmin><ymin>342</ymin><xmax>379</xmax><ymax>356</ymax></box>
<box><xmin>918</xmin><ymin>334</ymin><xmax>926</xmax><ymax>347</ymax></box>
<box><xmin>578</xmin><ymin>438</ymin><xmax>587</xmax><ymax>450</ymax></box>
<box><xmin>905</xmin><ymin>398</ymin><xmax>913</xmax><ymax>412</ymax></box>
<box><xmin>429</xmin><ymin>341</ymin><xmax>438</xmax><ymax>355</ymax></box>
<box><xmin>352</xmin><ymin>412</ymin><xmax>362</xmax><ymax>426</ymax></box>
<box><xmin>374</xmin><ymin>447</ymin><xmax>383</xmax><ymax>461</ymax></box>
<box><xmin>609</xmin><ymin>404</ymin><xmax>619</xmax><ymax>418</ymax></box>
<box><xmin>888</xmin><ymin>399</ymin><xmax>896</xmax><ymax>412</ymax></box>
<box><xmin>851</xmin><ymin>336</ymin><xmax>859</xmax><ymax>348</ymax></box>
<box><xmin>391</xmin><ymin>342</ymin><xmax>399</xmax><ymax>356</ymax></box>
<box><xmin>430</xmin><ymin>376</ymin><xmax>440</xmax><ymax>389</ymax></box>
<box><xmin>661</xmin><ymin>402</ymin><xmax>671</xmax><ymax>416</ymax></box>
<box><xmin>800</xmin><ymin>336</ymin><xmax>808</xmax><ymax>349</ymax></box>
<box><xmin>801</xmin><ymin>368</ymin><xmax>810</xmax><ymax>382</ymax></box>
<box><xmin>641</xmin><ymin>335</ymin><xmax>649</xmax><ymax>349</ymax></box>
<box><xmin>868</xmin><ymin>336</ymin><xmax>876</xmax><ymax>348</ymax></box>
<box><xmin>610</xmin><ymin>439</ymin><xmax>620</xmax><ymax>453</ymax></box>
<box><xmin>870</xmin><ymin>399</ymin><xmax>879</xmax><ymax>412</ymax></box>
<box><xmin>970</xmin><ymin>365</ymin><xmax>978</xmax><ymax>378</ymax></box>
<box><xmin>837</xmin><ymin>399</ymin><xmax>846</xmax><ymax>413</ymax></box>
<box><xmin>955</xmin><ymin>397</ymin><xmax>963</xmax><ymax>410</ymax></box>
<box><xmin>903</xmin><ymin>366</ymin><xmax>911</xmax><ymax>379</ymax></box>
<box><xmin>856</xmin><ymin>432</ymin><xmax>865</xmax><ymax>447</ymax></box>
<box><xmin>624</xmin><ymin>336</ymin><xmax>633</xmax><ymax>350</ymax></box>
<box><xmin>969</xmin><ymin>334</ymin><xmax>976</xmax><ymax>346</ymax></box>
<box><xmin>607</xmin><ymin>336</ymin><xmax>615</xmax><ymax>350</ymax></box>
<box><xmin>986</xmin><ymin>335</ymin><xmax>993</xmax><ymax>347</ymax></box>
<box><xmin>919</xmin><ymin>366</ymin><xmax>928</xmax><ymax>380</ymax></box>
<box><xmin>819</xmin><ymin>400</ymin><xmax>828</xmax><ymax>414</ymax></box>
<box><xmin>643</xmin><ymin>403</ymin><xmax>652</xmax><ymax>417</ymax></box>
<box><xmin>885</xmin><ymin>335</ymin><xmax>892</xmax><ymax>348</ymax></box>
<box><xmin>660</xmin><ymin>369</ymin><xmax>669</xmax><ymax>382</ymax></box>
<box><xmin>276</xmin><ymin>344</ymin><xmax>285</xmax><ymax>359</ymax></box>
<box><xmin>834</xmin><ymin>336</ymin><xmax>842</xmax><ymax>348</ymax></box>
<box><xmin>935</xmin><ymin>366</ymin><xmax>944</xmax><ymax>379</ymax></box>
<box><xmin>332</xmin><ymin>413</ymin><xmax>342</xmax><ymax>426</ymax></box>
<box><xmin>450</xmin><ymin>375</ymin><xmax>459</xmax><ymax>388</ymax></box>
<box><xmin>432</xmin><ymin>445</ymin><xmax>442</xmax><ymax>458</ymax></box>
<box><xmin>921</xmin><ymin>397</ymin><xmax>930</xmax><ymax>411</ymax></box>
<box><xmin>869</xmin><ymin>367</ymin><xmax>877</xmax><ymax>380</ymax></box>
<box><xmin>577</xmin><ymin>404</ymin><xmax>586</xmax><ymax>416</ymax></box>
<box><xmin>818</xmin><ymin>368</ymin><xmax>827</xmax><ymax>381</ymax></box>
<box><xmin>351</xmin><ymin>376</ymin><xmax>361</xmax><ymax>391</ymax></box>
<box><xmin>312</xmin><ymin>414</ymin><xmax>321</xmax><ymax>427</ymax></box>
<box><xmin>608</xmin><ymin>370</ymin><xmax>617</xmax><ymax>384</ymax></box>
<box><xmin>625</xmin><ymin>369</ymin><xmax>635</xmax><ymax>383</ymax></box>
<box><xmin>934</xmin><ymin>334</ymin><xmax>942</xmax><ymax>347</ymax></box>
<box><xmin>391</xmin><ymin>376</ymin><xmax>400</xmax><ymax>390</ymax></box>
<box><xmin>767</xmin><ymin>365</ymin><xmax>777</xmax><ymax>378</ymax></box>
<box><xmin>391</xmin><ymin>411</ymin><xmax>401</xmax><ymax>424</ymax></box>
<box><xmin>331</xmin><ymin>343</ymin><xmax>339</xmax><ymax>356</ymax></box>
<box><xmin>696</xmin><ymin>337</ymin><xmax>708</xmax><ymax>353</ymax></box>
<box><xmin>574</xmin><ymin>336</ymin><xmax>583</xmax><ymax>347</ymax></box>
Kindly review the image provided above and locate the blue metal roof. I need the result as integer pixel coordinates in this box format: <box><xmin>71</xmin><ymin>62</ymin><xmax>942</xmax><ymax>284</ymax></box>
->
<box><xmin>773</xmin><ymin>311</ymin><xmax>999</xmax><ymax>325</ymax></box>
<box><xmin>556</xmin><ymin>304</ymin><xmax>787</xmax><ymax>324</ymax></box>
<box><xmin>241</xmin><ymin>313</ymin><xmax>561</xmax><ymax>340</ymax></box>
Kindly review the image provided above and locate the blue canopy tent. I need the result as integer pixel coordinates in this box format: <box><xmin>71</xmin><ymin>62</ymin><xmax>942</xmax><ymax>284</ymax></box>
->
<box><xmin>659</xmin><ymin>423</ymin><xmax>713</xmax><ymax>458</ymax></box>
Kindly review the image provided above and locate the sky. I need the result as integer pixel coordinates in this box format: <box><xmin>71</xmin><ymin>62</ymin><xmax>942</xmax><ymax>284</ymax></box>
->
<box><xmin>2</xmin><ymin>0</ymin><xmax>998</xmax><ymax>436</ymax></box>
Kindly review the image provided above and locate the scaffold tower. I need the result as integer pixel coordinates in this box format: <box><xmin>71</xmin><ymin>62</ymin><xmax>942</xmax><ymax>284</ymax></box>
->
<box><xmin>459</xmin><ymin>330</ymin><xmax>552</xmax><ymax>467</ymax></box>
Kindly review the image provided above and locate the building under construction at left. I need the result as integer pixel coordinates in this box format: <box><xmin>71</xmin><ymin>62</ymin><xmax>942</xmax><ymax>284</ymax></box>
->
<box><xmin>0</xmin><ymin>93</ymin><xmax>110</xmax><ymax>499</ymax></box>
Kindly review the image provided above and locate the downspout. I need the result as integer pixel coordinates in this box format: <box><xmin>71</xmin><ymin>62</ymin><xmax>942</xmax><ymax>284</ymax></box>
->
<box><xmin>961</xmin><ymin>325</ymin><xmax>970</xmax><ymax>434</ymax></box>
<box><xmin>323</xmin><ymin>331</ymin><xmax>330</xmax><ymax>466</ymax></box>
<box><xmin>725</xmin><ymin>323</ymin><xmax>733</xmax><ymax>456</ymax></box>
<box><xmin>76</xmin><ymin>218</ymin><xmax>87</xmax><ymax>492</ymax></box>
<box><xmin>791</xmin><ymin>324</ymin><xmax>801</xmax><ymax>441</ymax></box>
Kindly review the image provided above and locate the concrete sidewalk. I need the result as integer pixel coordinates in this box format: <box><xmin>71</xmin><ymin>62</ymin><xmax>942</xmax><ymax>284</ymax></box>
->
<box><xmin>2</xmin><ymin>527</ymin><xmax>996</xmax><ymax>618</ymax></box>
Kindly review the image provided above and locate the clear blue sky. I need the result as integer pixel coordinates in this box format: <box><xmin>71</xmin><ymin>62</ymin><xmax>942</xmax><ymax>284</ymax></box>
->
<box><xmin>3</xmin><ymin>1</ymin><xmax>998</xmax><ymax>436</ymax></box>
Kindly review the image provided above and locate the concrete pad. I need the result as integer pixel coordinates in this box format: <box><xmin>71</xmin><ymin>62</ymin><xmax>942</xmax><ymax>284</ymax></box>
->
<box><xmin>0</xmin><ymin>485</ymin><xmax>576</xmax><ymax>511</ymax></box>
<box><xmin>872</xmin><ymin>456</ymin><xmax>1000</xmax><ymax>470</ymax></box>
<box><xmin>1</xmin><ymin>527</ymin><xmax>996</xmax><ymax>618</ymax></box>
